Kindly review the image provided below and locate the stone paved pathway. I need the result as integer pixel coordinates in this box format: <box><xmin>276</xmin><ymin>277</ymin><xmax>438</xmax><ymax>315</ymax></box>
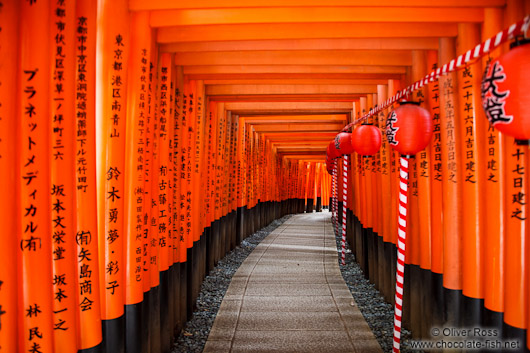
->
<box><xmin>204</xmin><ymin>213</ymin><xmax>382</xmax><ymax>353</ymax></box>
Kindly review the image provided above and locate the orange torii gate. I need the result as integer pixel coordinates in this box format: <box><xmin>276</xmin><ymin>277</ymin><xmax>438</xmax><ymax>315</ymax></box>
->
<box><xmin>1</xmin><ymin>1</ymin><xmax>530</xmax><ymax>353</ymax></box>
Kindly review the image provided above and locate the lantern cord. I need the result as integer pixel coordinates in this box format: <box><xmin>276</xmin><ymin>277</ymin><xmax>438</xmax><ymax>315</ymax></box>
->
<box><xmin>340</xmin><ymin>155</ymin><xmax>348</xmax><ymax>265</ymax></box>
<box><xmin>333</xmin><ymin>160</ymin><xmax>339</xmax><ymax>236</ymax></box>
<box><xmin>330</xmin><ymin>163</ymin><xmax>334</xmax><ymax>227</ymax></box>
<box><xmin>392</xmin><ymin>156</ymin><xmax>409</xmax><ymax>353</ymax></box>
<box><xmin>341</xmin><ymin>14</ymin><xmax>530</xmax><ymax>132</ymax></box>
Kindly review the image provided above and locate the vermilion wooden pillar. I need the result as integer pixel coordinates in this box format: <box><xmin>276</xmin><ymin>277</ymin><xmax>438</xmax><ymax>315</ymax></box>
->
<box><xmin>425</xmin><ymin>49</ymin><xmax>445</xmax><ymax>329</ymax></box>
<box><xmin>50</xmin><ymin>0</ymin><xmax>79</xmax><ymax>351</ymax></box>
<box><xmin>481</xmin><ymin>8</ymin><xmax>505</xmax><ymax>334</ymax></box>
<box><xmin>18</xmin><ymin>1</ymin><xmax>54</xmax><ymax>352</ymax></box>
<box><xmin>456</xmin><ymin>22</ymin><xmax>487</xmax><ymax>329</ymax></box>
<box><xmin>123</xmin><ymin>12</ymin><xmax>151</xmax><ymax>353</ymax></box>
<box><xmin>0</xmin><ymin>1</ymin><xmax>20</xmax><ymax>352</ymax></box>
<box><xmin>439</xmin><ymin>36</ymin><xmax>464</xmax><ymax>327</ymax></box>
<box><xmin>75</xmin><ymin>1</ymin><xmax>103</xmax><ymax>351</ymax></box>
<box><xmin>502</xmin><ymin>1</ymin><xmax>528</xmax><ymax>347</ymax></box>
<box><xmin>95</xmin><ymin>0</ymin><xmax>130</xmax><ymax>351</ymax></box>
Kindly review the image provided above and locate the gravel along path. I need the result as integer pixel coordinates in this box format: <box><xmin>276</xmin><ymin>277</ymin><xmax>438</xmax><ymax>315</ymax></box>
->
<box><xmin>172</xmin><ymin>215</ymin><xmax>293</xmax><ymax>353</ymax></box>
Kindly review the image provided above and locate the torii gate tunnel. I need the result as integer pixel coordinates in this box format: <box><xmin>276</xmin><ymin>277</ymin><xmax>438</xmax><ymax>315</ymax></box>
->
<box><xmin>1</xmin><ymin>0</ymin><xmax>530</xmax><ymax>352</ymax></box>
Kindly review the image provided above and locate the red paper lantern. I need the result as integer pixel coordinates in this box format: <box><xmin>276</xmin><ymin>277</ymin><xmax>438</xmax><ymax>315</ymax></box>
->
<box><xmin>351</xmin><ymin>124</ymin><xmax>382</xmax><ymax>156</ymax></box>
<box><xmin>333</xmin><ymin>132</ymin><xmax>355</xmax><ymax>155</ymax></box>
<box><xmin>326</xmin><ymin>161</ymin><xmax>333</xmax><ymax>175</ymax></box>
<box><xmin>385</xmin><ymin>102</ymin><xmax>433</xmax><ymax>156</ymax></box>
<box><xmin>326</xmin><ymin>141</ymin><xmax>340</xmax><ymax>160</ymax></box>
<box><xmin>481</xmin><ymin>39</ymin><xmax>530</xmax><ymax>143</ymax></box>
<box><xmin>325</xmin><ymin>157</ymin><xmax>335</xmax><ymax>174</ymax></box>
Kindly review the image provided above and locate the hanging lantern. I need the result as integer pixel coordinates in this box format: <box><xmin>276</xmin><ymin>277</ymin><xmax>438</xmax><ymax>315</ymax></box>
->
<box><xmin>326</xmin><ymin>162</ymin><xmax>333</xmax><ymax>175</ymax></box>
<box><xmin>333</xmin><ymin>132</ymin><xmax>355</xmax><ymax>155</ymax></box>
<box><xmin>385</xmin><ymin>101</ymin><xmax>433</xmax><ymax>156</ymax></box>
<box><xmin>481</xmin><ymin>38</ymin><xmax>530</xmax><ymax>144</ymax></box>
<box><xmin>351</xmin><ymin>124</ymin><xmax>382</xmax><ymax>156</ymax></box>
<box><xmin>326</xmin><ymin>140</ymin><xmax>340</xmax><ymax>160</ymax></box>
<box><xmin>325</xmin><ymin>157</ymin><xmax>334</xmax><ymax>175</ymax></box>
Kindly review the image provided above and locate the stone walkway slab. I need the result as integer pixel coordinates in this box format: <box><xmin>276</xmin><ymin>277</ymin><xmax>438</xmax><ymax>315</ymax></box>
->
<box><xmin>204</xmin><ymin>213</ymin><xmax>382</xmax><ymax>353</ymax></box>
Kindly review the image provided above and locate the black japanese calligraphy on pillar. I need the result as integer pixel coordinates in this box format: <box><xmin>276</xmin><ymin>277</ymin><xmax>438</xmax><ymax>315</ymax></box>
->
<box><xmin>484</xmin><ymin>59</ymin><xmax>499</xmax><ymax>185</ymax></box>
<box><xmin>481</xmin><ymin>61</ymin><xmax>513</xmax><ymax>126</ymax></box>
<box><xmin>186</xmin><ymin>89</ymin><xmax>194</xmax><ymax>241</ymax></box>
<box><xmin>134</xmin><ymin>48</ymin><xmax>148</xmax><ymax>281</ymax></box>
<box><xmin>443</xmin><ymin>77</ymin><xmax>458</xmax><ymax>183</ymax></box>
<box><xmin>461</xmin><ymin>66</ymin><xmax>477</xmax><ymax>184</ymax></box>
<box><xmin>76</xmin><ymin>16</ymin><xmax>89</xmax><ymax>193</ymax></box>
<box><xmin>510</xmin><ymin>148</ymin><xmax>526</xmax><ymax>221</ymax></box>
<box><xmin>195</xmin><ymin>93</ymin><xmax>203</xmax><ymax>174</ymax></box>
<box><xmin>430</xmin><ymin>65</ymin><xmax>443</xmax><ymax>182</ymax></box>
<box><xmin>172</xmin><ymin>83</ymin><xmax>181</xmax><ymax>258</ymax></box>
<box><xmin>379</xmin><ymin>109</ymin><xmax>389</xmax><ymax>176</ymax></box>
<box><xmin>158</xmin><ymin>66</ymin><xmax>169</xmax><ymax>256</ymax></box>
<box><xmin>104</xmin><ymin>34</ymin><xmax>125</xmax><ymax>299</ymax></box>
<box><xmin>179</xmin><ymin>89</ymin><xmax>188</xmax><ymax>244</ymax></box>
<box><xmin>204</xmin><ymin>109</ymin><xmax>213</xmax><ymax>228</ymax></box>
<box><xmin>142</xmin><ymin>60</ymin><xmax>153</xmax><ymax>276</ymax></box>
<box><xmin>75</xmin><ymin>12</ymin><xmax>99</xmax><ymax>320</ymax></box>
<box><xmin>22</xmin><ymin>58</ymin><xmax>49</xmax><ymax>353</ymax></box>
<box><xmin>51</xmin><ymin>0</ymin><xmax>74</xmax><ymax>335</ymax></box>
<box><xmin>149</xmin><ymin>61</ymin><xmax>159</xmax><ymax>270</ymax></box>
<box><xmin>412</xmin><ymin>90</ymin><xmax>429</xmax><ymax>180</ymax></box>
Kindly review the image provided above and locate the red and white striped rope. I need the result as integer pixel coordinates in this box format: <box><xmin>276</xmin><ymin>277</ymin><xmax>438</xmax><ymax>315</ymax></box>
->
<box><xmin>340</xmin><ymin>155</ymin><xmax>348</xmax><ymax>265</ymax></box>
<box><xmin>342</xmin><ymin>15</ymin><xmax>530</xmax><ymax>132</ymax></box>
<box><xmin>393</xmin><ymin>156</ymin><xmax>409</xmax><ymax>353</ymax></box>
<box><xmin>331</xmin><ymin>161</ymin><xmax>337</xmax><ymax>229</ymax></box>
<box><xmin>333</xmin><ymin>160</ymin><xmax>339</xmax><ymax>235</ymax></box>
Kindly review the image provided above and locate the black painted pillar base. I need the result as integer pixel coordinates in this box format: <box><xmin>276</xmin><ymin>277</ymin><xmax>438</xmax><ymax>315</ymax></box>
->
<box><xmin>173</xmin><ymin>263</ymin><xmax>182</xmax><ymax>337</ymax></box>
<box><xmin>443</xmin><ymin>287</ymin><xmax>463</xmax><ymax>328</ymax></box>
<box><xmin>102</xmin><ymin>315</ymin><xmax>124</xmax><ymax>353</ymax></box>
<box><xmin>382</xmin><ymin>241</ymin><xmax>394</xmax><ymax>304</ymax></box>
<box><xmin>409</xmin><ymin>264</ymin><xmax>422</xmax><ymax>339</ymax></box>
<box><xmin>364</xmin><ymin>227</ymin><xmax>374</xmax><ymax>282</ymax></box>
<box><xmin>186</xmin><ymin>247</ymin><xmax>194</xmax><ymax>320</ymax></box>
<box><xmin>141</xmin><ymin>291</ymin><xmax>150</xmax><ymax>353</ymax></box>
<box><xmin>159</xmin><ymin>269</ymin><xmax>170</xmax><ymax>353</ymax></box>
<box><xmin>376</xmin><ymin>234</ymin><xmax>385</xmax><ymax>295</ymax></box>
<box><xmin>149</xmin><ymin>285</ymin><xmax>161</xmax><ymax>353</ymax></box>
<box><xmin>179</xmin><ymin>261</ymin><xmax>187</xmax><ymax>331</ymax></box>
<box><xmin>402</xmin><ymin>264</ymin><xmax>412</xmax><ymax>332</ymax></box>
<box><xmin>212</xmin><ymin>219</ymin><xmax>220</xmax><ymax>266</ymax></box>
<box><xmin>230</xmin><ymin>210</ymin><xmax>237</xmax><ymax>251</ymax></box>
<box><xmin>191</xmin><ymin>242</ymin><xmax>201</xmax><ymax>314</ymax></box>
<box><xmin>306</xmin><ymin>198</ymin><xmax>314</xmax><ymax>213</ymax></box>
<box><xmin>168</xmin><ymin>265</ymin><xmax>175</xmax><ymax>346</ymax></box>
<box><xmin>236</xmin><ymin>206</ymin><xmax>245</xmax><ymax>245</ymax></box>
<box><xmin>483</xmin><ymin>307</ymin><xmax>504</xmax><ymax>339</ymax></box>
<box><xmin>200</xmin><ymin>230</ymin><xmax>207</xmax><ymax>283</ymax></box>
<box><xmin>206</xmin><ymin>223</ymin><xmax>214</xmax><ymax>273</ymax></box>
<box><xmin>390</xmin><ymin>242</ymin><xmax>397</xmax><ymax>307</ymax></box>
<box><xmin>220</xmin><ymin>215</ymin><xmax>228</xmax><ymax>260</ymax></box>
<box><xmin>125</xmin><ymin>301</ymin><xmax>143</xmax><ymax>353</ymax></box>
<box><xmin>78</xmin><ymin>341</ymin><xmax>103</xmax><ymax>353</ymax></box>
<box><xmin>419</xmin><ymin>268</ymin><xmax>433</xmax><ymax>339</ymax></box>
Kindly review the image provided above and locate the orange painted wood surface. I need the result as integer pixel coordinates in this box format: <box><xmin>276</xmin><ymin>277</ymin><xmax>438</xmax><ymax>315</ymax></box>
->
<box><xmin>0</xmin><ymin>1</ymin><xmax>20</xmax><ymax>352</ymax></box>
<box><xmin>95</xmin><ymin>0</ymin><xmax>130</xmax><ymax>319</ymax></box>
<box><xmin>74</xmin><ymin>0</ymin><xmax>103</xmax><ymax>347</ymax></box>
<box><xmin>18</xmin><ymin>1</ymin><xmax>55</xmax><ymax>352</ymax></box>
<box><xmin>50</xmin><ymin>0</ymin><xmax>79</xmax><ymax>350</ymax></box>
